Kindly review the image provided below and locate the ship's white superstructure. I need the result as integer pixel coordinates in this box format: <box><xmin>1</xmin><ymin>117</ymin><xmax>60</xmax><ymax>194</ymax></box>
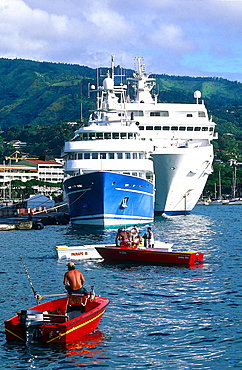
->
<box><xmin>63</xmin><ymin>71</ymin><xmax>154</xmax><ymax>183</ymax></box>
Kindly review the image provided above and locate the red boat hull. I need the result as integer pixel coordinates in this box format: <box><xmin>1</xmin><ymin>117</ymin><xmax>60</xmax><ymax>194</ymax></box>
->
<box><xmin>5</xmin><ymin>295</ymin><xmax>109</xmax><ymax>344</ymax></box>
<box><xmin>95</xmin><ymin>246</ymin><xmax>204</xmax><ymax>265</ymax></box>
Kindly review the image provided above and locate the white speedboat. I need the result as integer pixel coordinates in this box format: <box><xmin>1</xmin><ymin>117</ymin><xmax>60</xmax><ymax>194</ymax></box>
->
<box><xmin>56</xmin><ymin>245</ymin><xmax>103</xmax><ymax>260</ymax></box>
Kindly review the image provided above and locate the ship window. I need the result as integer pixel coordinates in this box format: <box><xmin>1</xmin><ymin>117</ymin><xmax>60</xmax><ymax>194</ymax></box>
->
<box><xmin>139</xmin><ymin>153</ymin><xmax>143</xmax><ymax>159</ymax></box>
<box><xmin>179</xmin><ymin>126</ymin><xmax>186</xmax><ymax>131</ymax></box>
<box><xmin>133</xmin><ymin>111</ymin><xmax>144</xmax><ymax>116</ymax></box>
<box><xmin>83</xmin><ymin>133</ymin><xmax>88</xmax><ymax>140</ymax></box>
<box><xmin>92</xmin><ymin>153</ymin><xmax>98</xmax><ymax>159</ymax></box>
<box><xmin>132</xmin><ymin>172</ymin><xmax>138</xmax><ymax>176</ymax></box>
<box><xmin>171</xmin><ymin>126</ymin><xmax>178</xmax><ymax>130</ymax></box>
<box><xmin>128</xmin><ymin>133</ymin><xmax>134</xmax><ymax>139</ymax></box>
<box><xmin>112</xmin><ymin>133</ymin><xmax>119</xmax><ymax>139</ymax></box>
<box><xmin>117</xmin><ymin>153</ymin><xmax>123</xmax><ymax>159</ymax></box>
<box><xmin>96</xmin><ymin>132</ymin><xmax>103</xmax><ymax>139</ymax></box>
<box><xmin>150</xmin><ymin>111</ymin><xmax>169</xmax><ymax>116</ymax></box>
<box><xmin>69</xmin><ymin>154</ymin><xmax>74</xmax><ymax>160</ymax></box>
<box><xmin>89</xmin><ymin>133</ymin><xmax>95</xmax><ymax>139</ymax></box>
<box><xmin>133</xmin><ymin>153</ymin><xmax>138</xmax><ymax>159</ymax></box>
<box><xmin>163</xmin><ymin>126</ymin><xmax>170</xmax><ymax>131</ymax></box>
<box><xmin>146</xmin><ymin>126</ymin><xmax>153</xmax><ymax>130</ymax></box>
<box><xmin>198</xmin><ymin>111</ymin><xmax>206</xmax><ymax>117</ymax></box>
<box><xmin>77</xmin><ymin>153</ymin><xmax>83</xmax><ymax>159</ymax></box>
<box><xmin>84</xmin><ymin>153</ymin><xmax>90</xmax><ymax>159</ymax></box>
<box><xmin>108</xmin><ymin>153</ymin><xmax>115</xmax><ymax>159</ymax></box>
<box><xmin>104</xmin><ymin>133</ymin><xmax>111</xmax><ymax>139</ymax></box>
<box><xmin>195</xmin><ymin>127</ymin><xmax>201</xmax><ymax>131</ymax></box>
<box><xmin>202</xmin><ymin>127</ymin><xmax>208</xmax><ymax>131</ymax></box>
<box><xmin>125</xmin><ymin>153</ymin><xmax>131</xmax><ymax>159</ymax></box>
<box><xmin>139</xmin><ymin>126</ymin><xmax>144</xmax><ymax>130</ymax></box>
<box><xmin>100</xmin><ymin>153</ymin><xmax>106</xmax><ymax>159</ymax></box>
<box><xmin>187</xmin><ymin>114</ymin><xmax>193</xmax><ymax>117</ymax></box>
<box><xmin>154</xmin><ymin>126</ymin><xmax>161</xmax><ymax>130</ymax></box>
<box><xmin>187</xmin><ymin>127</ymin><xmax>193</xmax><ymax>131</ymax></box>
<box><xmin>121</xmin><ymin>133</ymin><xmax>127</xmax><ymax>139</ymax></box>
<box><xmin>209</xmin><ymin>127</ymin><xmax>214</xmax><ymax>131</ymax></box>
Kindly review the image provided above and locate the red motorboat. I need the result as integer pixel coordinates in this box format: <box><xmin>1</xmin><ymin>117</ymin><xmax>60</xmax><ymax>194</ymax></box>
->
<box><xmin>95</xmin><ymin>241</ymin><xmax>204</xmax><ymax>266</ymax></box>
<box><xmin>5</xmin><ymin>293</ymin><xmax>109</xmax><ymax>344</ymax></box>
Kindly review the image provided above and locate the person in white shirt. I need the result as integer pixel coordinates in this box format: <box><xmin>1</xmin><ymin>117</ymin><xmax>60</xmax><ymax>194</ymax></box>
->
<box><xmin>147</xmin><ymin>227</ymin><xmax>154</xmax><ymax>248</ymax></box>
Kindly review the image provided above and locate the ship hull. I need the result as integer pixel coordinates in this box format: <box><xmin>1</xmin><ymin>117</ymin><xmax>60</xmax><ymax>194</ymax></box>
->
<box><xmin>152</xmin><ymin>145</ymin><xmax>214</xmax><ymax>215</ymax></box>
<box><xmin>64</xmin><ymin>171</ymin><xmax>154</xmax><ymax>228</ymax></box>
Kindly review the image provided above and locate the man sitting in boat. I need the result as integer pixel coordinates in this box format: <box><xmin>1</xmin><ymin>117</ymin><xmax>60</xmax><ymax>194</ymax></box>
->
<box><xmin>63</xmin><ymin>262</ymin><xmax>88</xmax><ymax>295</ymax></box>
<box><xmin>115</xmin><ymin>228</ymin><xmax>132</xmax><ymax>247</ymax></box>
<box><xmin>130</xmin><ymin>225</ymin><xmax>143</xmax><ymax>245</ymax></box>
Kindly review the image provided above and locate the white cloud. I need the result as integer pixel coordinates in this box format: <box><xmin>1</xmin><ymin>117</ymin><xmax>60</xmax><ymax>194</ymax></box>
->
<box><xmin>148</xmin><ymin>24</ymin><xmax>195</xmax><ymax>53</ymax></box>
<box><xmin>1</xmin><ymin>0</ymin><xmax>242</xmax><ymax>80</ymax></box>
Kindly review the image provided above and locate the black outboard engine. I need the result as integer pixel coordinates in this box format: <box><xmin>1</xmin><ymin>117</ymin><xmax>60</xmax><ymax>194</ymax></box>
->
<box><xmin>23</xmin><ymin>310</ymin><xmax>43</xmax><ymax>343</ymax></box>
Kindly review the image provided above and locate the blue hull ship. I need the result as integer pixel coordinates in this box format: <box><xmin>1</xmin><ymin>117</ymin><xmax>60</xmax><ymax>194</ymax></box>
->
<box><xmin>64</xmin><ymin>171</ymin><xmax>154</xmax><ymax>229</ymax></box>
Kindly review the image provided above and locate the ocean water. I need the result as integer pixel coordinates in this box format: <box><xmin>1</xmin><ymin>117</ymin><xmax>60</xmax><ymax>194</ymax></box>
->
<box><xmin>0</xmin><ymin>204</ymin><xmax>241</xmax><ymax>369</ymax></box>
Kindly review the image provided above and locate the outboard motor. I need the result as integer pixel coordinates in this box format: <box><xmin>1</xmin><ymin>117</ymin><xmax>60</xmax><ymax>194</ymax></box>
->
<box><xmin>25</xmin><ymin>310</ymin><xmax>43</xmax><ymax>343</ymax></box>
<box><xmin>90</xmin><ymin>286</ymin><xmax>96</xmax><ymax>300</ymax></box>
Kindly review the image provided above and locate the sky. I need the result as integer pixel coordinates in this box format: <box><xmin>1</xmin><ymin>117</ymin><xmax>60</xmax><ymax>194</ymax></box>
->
<box><xmin>1</xmin><ymin>0</ymin><xmax>242</xmax><ymax>81</ymax></box>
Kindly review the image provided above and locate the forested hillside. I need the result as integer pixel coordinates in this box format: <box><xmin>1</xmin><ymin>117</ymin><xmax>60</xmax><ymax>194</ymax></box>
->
<box><xmin>0</xmin><ymin>57</ymin><xmax>241</xmax><ymax>197</ymax></box>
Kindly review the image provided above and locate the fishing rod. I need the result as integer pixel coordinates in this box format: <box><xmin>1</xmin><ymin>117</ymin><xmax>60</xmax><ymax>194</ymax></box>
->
<box><xmin>20</xmin><ymin>256</ymin><xmax>40</xmax><ymax>304</ymax></box>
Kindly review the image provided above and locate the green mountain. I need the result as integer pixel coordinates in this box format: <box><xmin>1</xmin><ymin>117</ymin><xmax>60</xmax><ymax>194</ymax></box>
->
<box><xmin>0</xmin><ymin>57</ymin><xmax>241</xmax><ymax>197</ymax></box>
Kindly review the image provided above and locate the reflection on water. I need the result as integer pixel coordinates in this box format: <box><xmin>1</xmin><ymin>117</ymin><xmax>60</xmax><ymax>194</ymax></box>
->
<box><xmin>64</xmin><ymin>212</ymin><xmax>217</xmax><ymax>252</ymax></box>
<box><xmin>3</xmin><ymin>330</ymin><xmax>108</xmax><ymax>369</ymax></box>
<box><xmin>52</xmin><ymin>330</ymin><xmax>108</xmax><ymax>367</ymax></box>
<box><xmin>1</xmin><ymin>205</ymin><xmax>241</xmax><ymax>369</ymax></box>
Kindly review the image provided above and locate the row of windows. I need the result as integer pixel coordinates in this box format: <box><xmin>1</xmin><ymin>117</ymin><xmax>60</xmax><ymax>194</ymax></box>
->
<box><xmin>39</xmin><ymin>171</ymin><xmax>63</xmax><ymax>174</ymax></box>
<box><xmin>131</xmin><ymin>111</ymin><xmax>206</xmax><ymax>118</ymax></box>
<box><xmin>75</xmin><ymin>132</ymin><xmax>137</xmax><ymax>141</ymax></box>
<box><xmin>74</xmin><ymin>125</ymin><xmax>213</xmax><ymax>141</ymax></box>
<box><xmin>139</xmin><ymin>125</ymin><xmax>214</xmax><ymax>132</ymax></box>
<box><xmin>68</xmin><ymin>152</ymin><xmax>144</xmax><ymax>160</ymax></box>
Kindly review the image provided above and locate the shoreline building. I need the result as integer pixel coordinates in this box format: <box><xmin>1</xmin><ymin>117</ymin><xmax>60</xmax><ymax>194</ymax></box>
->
<box><xmin>0</xmin><ymin>159</ymin><xmax>64</xmax><ymax>200</ymax></box>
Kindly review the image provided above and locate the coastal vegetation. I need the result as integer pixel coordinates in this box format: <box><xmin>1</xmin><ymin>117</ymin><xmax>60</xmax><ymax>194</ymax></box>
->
<box><xmin>0</xmin><ymin>57</ymin><xmax>241</xmax><ymax>198</ymax></box>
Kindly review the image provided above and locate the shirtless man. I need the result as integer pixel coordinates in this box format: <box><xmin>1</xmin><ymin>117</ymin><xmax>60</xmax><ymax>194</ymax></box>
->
<box><xmin>63</xmin><ymin>262</ymin><xmax>88</xmax><ymax>295</ymax></box>
<box><xmin>116</xmin><ymin>228</ymin><xmax>132</xmax><ymax>246</ymax></box>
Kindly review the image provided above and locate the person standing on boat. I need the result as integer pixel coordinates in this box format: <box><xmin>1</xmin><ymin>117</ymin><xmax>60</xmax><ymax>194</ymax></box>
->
<box><xmin>130</xmin><ymin>225</ymin><xmax>142</xmax><ymax>245</ymax></box>
<box><xmin>63</xmin><ymin>262</ymin><xmax>88</xmax><ymax>295</ymax></box>
<box><xmin>147</xmin><ymin>227</ymin><xmax>154</xmax><ymax>248</ymax></box>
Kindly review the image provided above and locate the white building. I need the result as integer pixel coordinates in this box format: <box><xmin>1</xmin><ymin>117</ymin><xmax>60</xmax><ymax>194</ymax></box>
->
<box><xmin>17</xmin><ymin>159</ymin><xmax>64</xmax><ymax>183</ymax></box>
<box><xmin>0</xmin><ymin>159</ymin><xmax>64</xmax><ymax>199</ymax></box>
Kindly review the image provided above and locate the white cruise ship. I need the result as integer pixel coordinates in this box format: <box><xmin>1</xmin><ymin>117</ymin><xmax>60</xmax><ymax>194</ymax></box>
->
<box><xmin>88</xmin><ymin>56</ymin><xmax>217</xmax><ymax>215</ymax></box>
<box><xmin>63</xmin><ymin>56</ymin><xmax>217</xmax><ymax>225</ymax></box>
<box><xmin>122</xmin><ymin>58</ymin><xmax>218</xmax><ymax>215</ymax></box>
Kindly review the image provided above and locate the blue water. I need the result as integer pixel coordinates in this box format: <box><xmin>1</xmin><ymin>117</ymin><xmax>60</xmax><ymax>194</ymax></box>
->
<box><xmin>0</xmin><ymin>204</ymin><xmax>241</xmax><ymax>369</ymax></box>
